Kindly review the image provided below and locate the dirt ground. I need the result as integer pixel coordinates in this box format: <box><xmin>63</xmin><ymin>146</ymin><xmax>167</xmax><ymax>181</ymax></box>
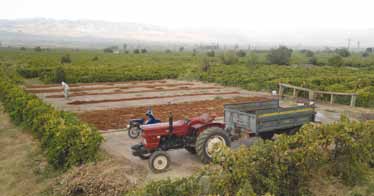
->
<box><xmin>26</xmin><ymin>79</ymin><xmax>374</xmax><ymax>181</ymax></box>
<box><xmin>0</xmin><ymin>104</ymin><xmax>57</xmax><ymax>196</ymax></box>
<box><xmin>25</xmin><ymin>79</ymin><xmax>269</xmax><ymax>112</ymax></box>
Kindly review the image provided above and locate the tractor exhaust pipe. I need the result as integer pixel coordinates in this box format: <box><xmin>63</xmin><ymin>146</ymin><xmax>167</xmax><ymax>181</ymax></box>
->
<box><xmin>168</xmin><ymin>112</ymin><xmax>173</xmax><ymax>133</ymax></box>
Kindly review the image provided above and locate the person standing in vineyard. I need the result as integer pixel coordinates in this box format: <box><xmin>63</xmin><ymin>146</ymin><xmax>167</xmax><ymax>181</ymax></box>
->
<box><xmin>61</xmin><ymin>81</ymin><xmax>70</xmax><ymax>99</ymax></box>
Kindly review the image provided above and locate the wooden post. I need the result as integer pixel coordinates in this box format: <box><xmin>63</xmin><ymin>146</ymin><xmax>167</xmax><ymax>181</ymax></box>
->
<box><xmin>293</xmin><ymin>88</ymin><xmax>297</xmax><ymax>97</ymax></box>
<box><xmin>279</xmin><ymin>84</ymin><xmax>284</xmax><ymax>98</ymax></box>
<box><xmin>330</xmin><ymin>94</ymin><xmax>334</xmax><ymax>104</ymax></box>
<box><xmin>308</xmin><ymin>90</ymin><xmax>314</xmax><ymax>100</ymax></box>
<box><xmin>350</xmin><ymin>95</ymin><xmax>357</xmax><ymax>107</ymax></box>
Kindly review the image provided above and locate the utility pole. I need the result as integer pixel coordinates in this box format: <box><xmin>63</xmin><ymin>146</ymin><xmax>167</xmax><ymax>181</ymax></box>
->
<box><xmin>357</xmin><ymin>41</ymin><xmax>360</xmax><ymax>51</ymax></box>
<box><xmin>347</xmin><ymin>38</ymin><xmax>351</xmax><ymax>50</ymax></box>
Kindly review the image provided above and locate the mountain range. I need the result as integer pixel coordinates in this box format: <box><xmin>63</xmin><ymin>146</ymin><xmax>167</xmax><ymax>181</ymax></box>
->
<box><xmin>0</xmin><ymin>18</ymin><xmax>373</xmax><ymax>49</ymax></box>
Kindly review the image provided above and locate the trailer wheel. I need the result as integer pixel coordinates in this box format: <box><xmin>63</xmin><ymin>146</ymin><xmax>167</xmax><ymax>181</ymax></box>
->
<box><xmin>196</xmin><ymin>127</ymin><xmax>230</xmax><ymax>164</ymax></box>
<box><xmin>259</xmin><ymin>132</ymin><xmax>274</xmax><ymax>140</ymax></box>
<box><xmin>128</xmin><ymin>126</ymin><xmax>141</xmax><ymax>139</ymax></box>
<box><xmin>287</xmin><ymin>126</ymin><xmax>301</xmax><ymax>135</ymax></box>
<box><xmin>185</xmin><ymin>146</ymin><xmax>196</xmax><ymax>154</ymax></box>
<box><xmin>149</xmin><ymin>151</ymin><xmax>170</xmax><ymax>173</ymax></box>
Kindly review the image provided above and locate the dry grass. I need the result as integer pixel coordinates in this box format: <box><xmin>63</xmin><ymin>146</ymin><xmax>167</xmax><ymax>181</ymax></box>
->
<box><xmin>51</xmin><ymin>158</ymin><xmax>141</xmax><ymax>196</ymax></box>
<box><xmin>0</xmin><ymin>103</ymin><xmax>142</xmax><ymax>196</ymax></box>
<box><xmin>0</xmin><ymin>104</ymin><xmax>60</xmax><ymax>196</ymax></box>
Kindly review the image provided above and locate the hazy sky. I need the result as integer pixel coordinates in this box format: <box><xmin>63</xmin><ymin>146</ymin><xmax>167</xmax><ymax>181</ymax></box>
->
<box><xmin>1</xmin><ymin>0</ymin><xmax>374</xmax><ymax>31</ymax></box>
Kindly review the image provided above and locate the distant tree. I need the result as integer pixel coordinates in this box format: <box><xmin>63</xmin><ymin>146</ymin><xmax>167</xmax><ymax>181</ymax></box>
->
<box><xmin>267</xmin><ymin>46</ymin><xmax>293</xmax><ymax>65</ymax></box>
<box><xmin>201</xmin><ymin>57</ymin><xmax>211</xmax><ymax>72</ymax></box>
<box><xmin>192</xmin><ymin>49</ymin><xmax>197</xmax><ymax>56</ymax></box>
<box><xmin>133</xmin><ymin>49</ymin><xmax>140</xmax><ymax>54</ymax></box>
<box><xmin>236</xmin><ymin>50</ymin><xmax>246</xmax><ymax>57</ymax></box>
<box><xmin>179</xmin><ymin>46</ymin><xmax>184</xmax><ymax>52</ymax></box>
<box><xmin>362</xmin><ymin>52</ymin><xmax>369</xmax><ymax>57</ymax></box>
<box><xmin>206</xmin><ymin>50</ymin><xmax>215</xmax><ymax>57</ymax></box>
<box><xmin>20</xmin><ymin>47</ymin><xmax>27</xmax><ymax>51</ymax></box>
<box><xmin>220</xmin><ymin>51</ymin><xmax>239</xmax><ymax>65</ymax></box>
<box><xmin>123</xmin><ymin>44</ymin><xmax>127</xmax><ymax>51</ymax></box>
<box><xmin>323</xmin><ymin>47</ymin><xmax>333</xmax><ymax>53</ymax></box>
<box><xmin>365</xmin><ymin>48</ymin><xmax>373</xmax><ymax>53</ymax></box>
<box><xmin>141</xmin><ymin>48</ymin><xmax>147</xmax><ymax>53</ymax></box>
<box><xmin>34</xmin><ymin>46</ymin><xmax>42</xmax><ymax>52</ymax></box>
<box><xmin>165</xmin><ymin>49</ymin><xmax>172</xmax><ymax>53</ymax></box>
<box><xmin>103</xmin><ymin>48</ymin><xmax>114</xmax><ymax>53</ymax></box>
<box><xmin>234</xmin><ymin>44</ymin><xmax>239</xmax><ymax>50</ymax></box>
<box><xmin>308</xmin><ymin>56</ymin><xmax>318</xmax><ymax>65</ymax></box>
<box><xmin>328</xmin><ymin>55</ymin><xmax>344</xmax><ymax>67</ymax></box>
<box><xmin>247</xmin><ymin>52</ymin><xmax>258</xmax><ymax>66</ymax></box>
<box><xmin>335</xmin><ymin>48</ymin><xmax>350</xmax><ymax>57</ymax></box>
<box><xmin>60</xmin><ymin>54</ymin><xmax>72</xmax><ymax>64</ymax></box>
<box><xmin>54</xmin><ymin>67</ymin><xmax>65</xmax><ymax>83</ymax></box>
<box><xmin>92</xmin><ymin>56</ymin><xmax>99</xmax><ymax>61</ymax></box>
<box><xmin>300</xmin><ymin>49</ymin><xmax>314</xmax><ymax>57</ymax></box>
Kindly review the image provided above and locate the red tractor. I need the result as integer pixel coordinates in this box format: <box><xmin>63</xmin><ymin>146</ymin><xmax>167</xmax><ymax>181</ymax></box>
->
<box><xmin>131</xmin><ymin>113</ymin><xmax>230</xmax><ymax>173</ymax></box>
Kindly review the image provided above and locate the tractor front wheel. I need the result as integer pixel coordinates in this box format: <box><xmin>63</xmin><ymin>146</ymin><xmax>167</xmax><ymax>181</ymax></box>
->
<box><xmin>149</xmin><ymin>151</ymin><xmax>170</xmax><ymax>173</ymax></box>
<box><xmin>196</xmin><ymin>127</ymin><xmax>230</xmax><ymax>164</ymax></box>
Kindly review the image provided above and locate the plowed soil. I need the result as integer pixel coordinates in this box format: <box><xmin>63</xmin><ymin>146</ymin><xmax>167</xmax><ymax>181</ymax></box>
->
<box><xmin>25</xmin><ymin>80</ymin><xmax>167</xmax><ymax>88</ymax></box>
<box><xmin>46</xmin><ymin>87</ymin><xmax>222</xmax><ymax>98</ymax></box>
<box><xmin>78</xmin><ymin>96</ymin><xmax>269</xmax><ymax>130</ymax></box>
<box><xmin>68</xmin><ymin>91</ymin><xmax>240</xmax><ymax>105</ymax></box>
<box><xmin>25</xmin><ymin>83</ymin><xmax>193</xmax><ymax>93</ymax></box>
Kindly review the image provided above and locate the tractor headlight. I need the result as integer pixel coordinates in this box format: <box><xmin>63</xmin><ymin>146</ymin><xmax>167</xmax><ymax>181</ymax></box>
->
<box><xmin>126</xmin><ymin>124</ymin><xmax>130</xmax><ymax>128</ymax></box>
<box><xmin>142</xmin><ymin>138</ymin><xmax>147</xmax><ymax>145</ymax></box>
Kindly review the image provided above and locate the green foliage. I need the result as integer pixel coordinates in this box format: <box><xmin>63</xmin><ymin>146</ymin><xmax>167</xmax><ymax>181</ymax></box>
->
<box><xmin>335</xmin><ymin>48</ymin><xmax>351</xmax><ymax>57</ymax></box>
<box><xmin>54</xmin><ymin>67</ymin><xmax>65</xmax><ymax>83</ymax></box>
<box><xmin>200</xmin><ymin>57</ymin><xmax>211</xmax><ymax>72</ymax></box>
<box><xmin>92</xmin><ymin>56</ymin><xmax>99</xmax><ymax>61</ymax></box>
<box><xmin>206</xmin><ymin>50</ymin><xmax>215</xmax><ymax>57</ymax></box>
<box><xmin>328</xmin><ymin>55</ymin><xmax>344</xmax><ymax>67</ymax></box>
<box><xmin>267</xmin><ymin>46</ymin><xmax>293</xmax><ymax>65</ymax></box>
<box><xmin>103</xmin><ymin>48</ymin><xmax>113</xmax><ymax>53</ymax></box>
<box><xmin>129</xmin><ymin>118</ymin><xmax>374</xmax><ymax>195</ymax></box>
<box><xmin>236</xmin><ymin>50</ymin><xmax>246</xmax><ymax>57</ymax></box>
<box><xmin>219</xmin><ymin>51</ymin><xmax>239</xmax><ymax>65</ymax></box>
<box><xmin>246</xmin><ymin>52</ymin><xmax>259</xmax><ymax>66</ymax></box>
<box><xmin>34</xmin><ymin>46</ymin><xmax>42</xmax><ymax>52</ymax></box>
<box><xmin>0</xmin><ymin>68</ymin><xmax>102</xmax><ymax>169</ymax></box>
<box><xmin>2</xmin><ymin>48</ymin><xmax>374</xmax><ymax>107</ymax></box>
<box><xmin>60</xmin><ymin>54</ymin><xmax>72</xmax><ymax>64</ymax></box>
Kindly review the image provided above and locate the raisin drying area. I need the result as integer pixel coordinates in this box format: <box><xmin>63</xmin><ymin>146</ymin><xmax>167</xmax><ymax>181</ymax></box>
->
<box><xmin>25</xmin><ymin>79</ymin><xmax>271</xmax><ymax>130</ymax></box>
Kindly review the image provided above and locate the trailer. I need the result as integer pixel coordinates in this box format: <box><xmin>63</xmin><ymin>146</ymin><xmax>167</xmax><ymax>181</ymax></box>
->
<box><xmin>224</xmin><ymin>99</ymin><xmax>316</xmax><ymax>139</ymax></box>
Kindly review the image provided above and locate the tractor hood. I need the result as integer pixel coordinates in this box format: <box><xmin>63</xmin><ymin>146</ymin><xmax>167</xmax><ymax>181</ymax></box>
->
<box><xmin>141</xmin><ymin>120</ymin><xmax>185</xmax><ymax>132</ymax></box>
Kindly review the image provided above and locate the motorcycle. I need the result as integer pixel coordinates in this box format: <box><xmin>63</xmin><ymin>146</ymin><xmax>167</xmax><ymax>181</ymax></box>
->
<box><xmin>127</xmin><ymin>109</ymin><xmax>161</xmax><ymax>139</ymax></box>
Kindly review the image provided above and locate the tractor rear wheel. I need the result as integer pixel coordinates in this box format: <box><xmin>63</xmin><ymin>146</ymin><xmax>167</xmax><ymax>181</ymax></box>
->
<box><xmin>148</xmin><ymin>151</ymin><xmax>170</xmax><ymax>173</ymax></box>
<box><xmin>196</xmin><ymin>127</ymin><xmax>230</xmax><ymax>164</ymax></box>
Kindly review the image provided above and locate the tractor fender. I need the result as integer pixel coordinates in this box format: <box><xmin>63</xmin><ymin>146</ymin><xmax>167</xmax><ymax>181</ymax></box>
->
<box><xmin>195</xmin><ymin>123</ymin><xmax>225</xmax><ymax>135</ymax></box>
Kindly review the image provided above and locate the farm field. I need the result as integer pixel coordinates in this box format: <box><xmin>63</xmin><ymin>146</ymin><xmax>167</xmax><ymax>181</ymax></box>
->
<box><xmin>26</xmin><ymin>79</ymin><xmax>270</xmax><ymax>130</ymax></box>
<box><xmin>2</xmin><ymin>48</ymin><xmax>374</xmax><ymax>195</ymax></box>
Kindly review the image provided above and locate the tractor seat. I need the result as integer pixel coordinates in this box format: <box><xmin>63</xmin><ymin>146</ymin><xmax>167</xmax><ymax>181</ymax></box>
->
<box><xmin>141</xmin><ymin>120</ymin><xmax>185</xmax><ymax>131</ymax></box>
